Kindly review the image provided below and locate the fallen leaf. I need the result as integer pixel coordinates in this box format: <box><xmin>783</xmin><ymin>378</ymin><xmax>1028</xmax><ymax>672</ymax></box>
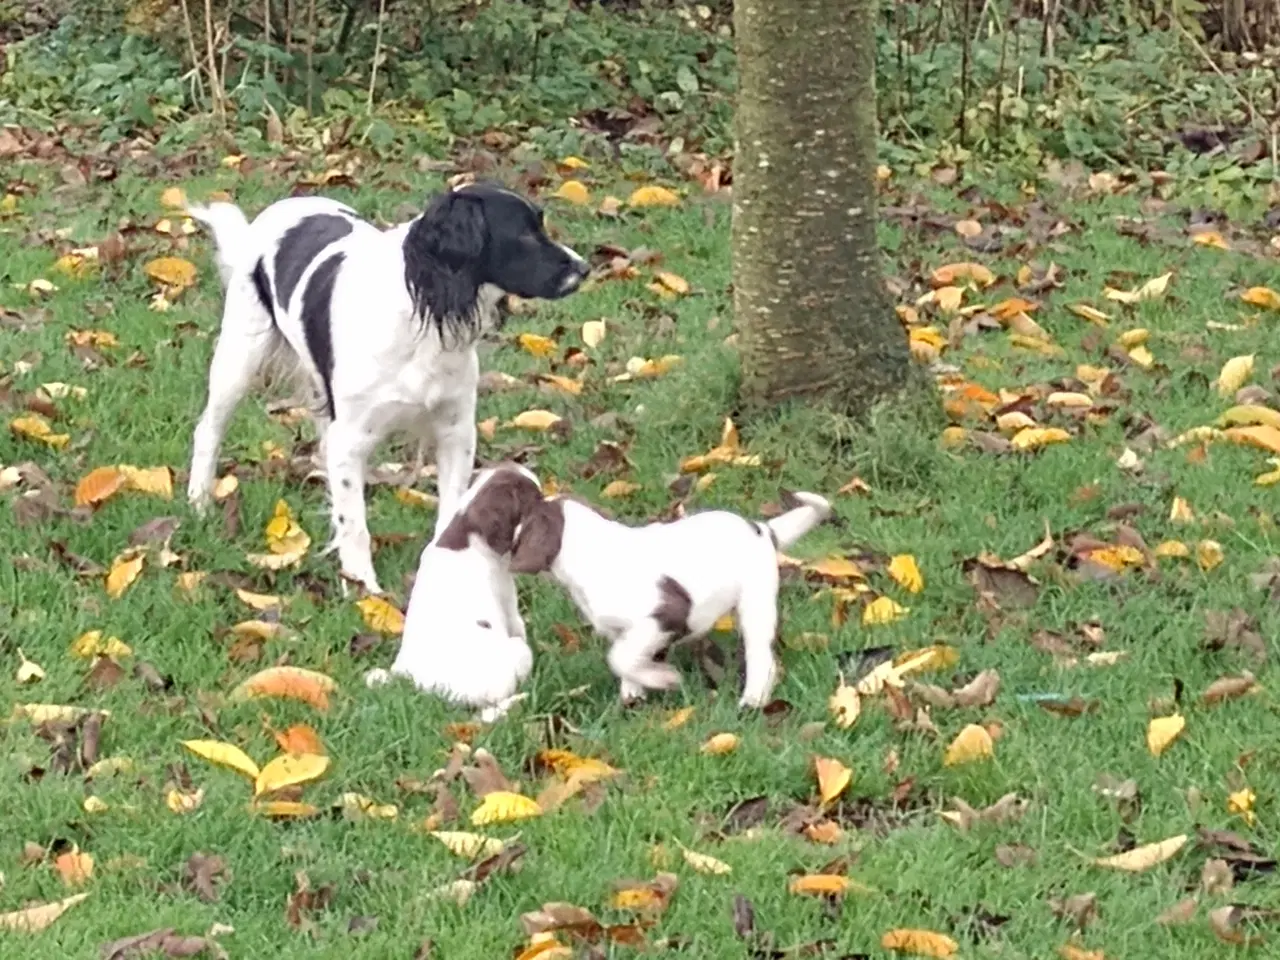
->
<box><xmin>142</xmin><ymin>256</ymin><xmax>197</xmax><ymax>291</ymax></box>
<box><xmin>1011</xmin><ymin>427</ymin><xmax>1071</xmax><ymax>450</ymax></box>
<box><xmin>1216</xmin><ymin>355</ymin><xmax>1256</xmax><ymax>397</ymax></box>
<box><xmin>700</xmin><ymin>733</ymin><xmax>740</xmax><ymax>755</ymax></box>
<box><xmin>273</xmin><ymin>723</ymin><xmax>325</xmax><ymax>756</ymax></box>
<box><xmin>829</xmin><ymin>681</ymin><xmax>861</xmax><ymax>728</ymax></box>
<box><xmin>940</xmin><ymin>792</ymin><xmax>1027</xmax><ymax>830</ymax></box>
<box><xmin>628</xmin><ymin>186</ymin><xmax>681</xmax><ymax>208</ymax></box>
<box><xmin>1103</xmin><ymin>271</ymin><xmax>1171</xmax><ymax>303</ymax></box>
<box><xmin>518</xmin><ymin>332</ymin><xmax>558</xmax><ymax>357</ymax></box>
<box><xmin>1156</xmin><ymin>898</ymin><xmax>1199</xmax><ymax>926</ymax></box>
<box><xmin>1058</xmin><ymin>945</ymin><xmax>1104</xmax><ymax>960</ymax></box>
<box><xmin>53</xmin><ymin>847</ymin><xmax>93</xmax><ymax>887</ymax></box>
<box><xmin>1225</xmin><ymin>424</ymin><xmax>1280</xmax><ymax>454</ymax></box>
<box><xmin>881</xmin><ymin>928</ymin><xmax>959</xmax><ymax>958</ymax></box>
<box><xmin>254</xmin><ymin>752</ymin><xmax>330</xmax><ymax>797</ymax></box>
<box><xmin>663</xmin><ymin>706</ymin><xmax>695</xmax><ymax>730</ymax></box>
<box><xmin>471</xmin><ymin>791</ymin><xmax>542</xmax><ymax>825</ymax></box>
<box><xmin>1201</xmin><ymin>672</ymin><xmax>1259</xmax><ymax>705</ymax></box>
<box><xmin>1147</xmin><ymin>714</ymin><xmax>1186</xmax><ymax>756</ymax></box>
<box><xmin>105</xmin><ymin>552</ymin><xmax>145</xmax><ymax>599</ymax></box>
<box><xmin>887</xmin><ymin>554</ymin><xmax>924</xmax><ymax>593</ymax></box>
<box><xmin>581</xmin><ymin>319</ymin><xmax>606</xmax><ymax>348</ymax></box>
<box><xmin>1092</xmin><ymin>834</ymin><xmax>1187</xmax><ymax>871</ymax></box>
<box><xmin>230</xmin><ymin>666</ymin><xmax>337</xmax><ymax>711</ymax></box>
<box><xmin>74</xmin><ymin>466</ymin><xmax>125</xmax><ymax>507</ymax></box>
<box><xmin>69</xmin><ymin>630</ymin><xmax>132</xmax><ymax>660</ymax></box>
<box><xmin>1241</xmin><ymin>286</ymin><xmax>1280</xmax><ymax>311</ymax></box>
<box><xmin>10</xmin><ymin>414</ymin><xmax>70</xmax><ymax>449</ymax></box>
<box><xmin>263</xmin><ymin>498</ymin><xmax>311</xmax><ymax>555</ymax></box>
<box><xmin>182</xmin><ymin>739</ymin><xmax>261</xmax><ymax>781</ymax></box>
<box><xmin>653</xmin><ymin>271</ymin><xmax>689</xmax><ymax>295</ymax></box>
<box><xmin>679</xmin><ymin>843</ymin><xmax>732</xmax><ymax>875</ymax></box>
<box><xmin>1228</xmin><ymin>788</ymin><xmax>1256</xmax><ymax>826</ymax></box>
<box><xmin>357</xmin><ymin>595</ymin><xmax>405</xmax><ymax>635</ymax></box>
<box><xmin>15</xmin><ymin>648</ymin><xmax>45</xmax><ymax>684</ymax></box>
<box><xmin>1197</xmin><ymin>540</ymin><xmax>1225</xmax><ymax>571</ymax></box>
<box><xmin>931</xmin><ymin>262</ymin><xmax>996</xmax><ymax>288</ymax></box>
<box><xmin>0</xmin><ymin>893</ymin><xmax>89</xmax><ymax>932</ymax></box>
<box><xmin>789</xmin><ymin>874</ymin><xmax>861</xmax><ymax>897</ymax></box>
<box><xmin>511</xmin><ymin>409</ymin><xmax>563</xmax><ymax>431</ymax></box>
<box><xmin>601</xmin><ymin>480</ymin><xmax>640</xmax><ymax>498</ymax></box>
<box><xmin>552</xmin><ymin>180</ymin><xmax>590</xmax><ymax>205</ymax></box>
<box><xmin>863</xmin><ymin>596</ymin><xmax>908</xmax><ymax>625</ymax></box>
<box><xmin>430</xmin><ymin>831</ymin><xmax>507</xmax><ymax>860</ymax></box>
<box><xmin>814</xmin><ymin>756</ymin><xmax>852</xmax><ymax>805</ymax></box>
<box><xmin>944</xmin><ymin>724</ymin><xmax>994</xmax><ymax>766</ymax></box>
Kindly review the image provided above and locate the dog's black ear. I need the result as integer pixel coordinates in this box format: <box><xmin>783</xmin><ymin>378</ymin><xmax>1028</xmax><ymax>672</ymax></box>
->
<box><xmin>404</xmin><ymin>190</ymin><xmax>486</xmax><ymax>328</ymax></box>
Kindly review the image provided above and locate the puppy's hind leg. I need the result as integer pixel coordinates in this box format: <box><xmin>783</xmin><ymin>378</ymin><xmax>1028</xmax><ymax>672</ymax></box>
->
<box><xmin>734</xmin><ymin>565</ymin><xmax>781</xmax><ymax>709</ymax></box>
<box><xmin>188</xmin><ymin>286</ymin><xmax>280</xmax><ymax>510</ymax></box>
<box><xmin>324</xmin><ymin>415</ymin><xmax>383</xmax><ymax>594</ymax></box>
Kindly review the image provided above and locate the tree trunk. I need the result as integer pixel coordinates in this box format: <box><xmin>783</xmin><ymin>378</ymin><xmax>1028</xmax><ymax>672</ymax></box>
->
<box><xmin>732</xmin><ymin>0</ymin><xmax>909</xmax><ymax>414</ymax></box>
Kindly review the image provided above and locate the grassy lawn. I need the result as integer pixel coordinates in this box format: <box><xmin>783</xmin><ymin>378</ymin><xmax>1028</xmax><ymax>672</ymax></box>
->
<box><xmin>1</xmin><ymin>148</ymin><xmax>1279</xmax><ymax>959</ymax></box>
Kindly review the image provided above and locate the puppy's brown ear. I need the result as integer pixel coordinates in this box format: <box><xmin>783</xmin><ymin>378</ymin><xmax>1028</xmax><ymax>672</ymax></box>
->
<box><xmin>509</xmin><ymin>501</ymin><xmax>565</xmax><ymax>574</ymax></box>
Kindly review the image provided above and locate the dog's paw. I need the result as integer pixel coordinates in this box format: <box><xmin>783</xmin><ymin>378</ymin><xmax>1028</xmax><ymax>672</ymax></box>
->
<box><xmin>619</xmin><ymin>679</ymin><xmax>648</xmax><ymax>705</ymax></box>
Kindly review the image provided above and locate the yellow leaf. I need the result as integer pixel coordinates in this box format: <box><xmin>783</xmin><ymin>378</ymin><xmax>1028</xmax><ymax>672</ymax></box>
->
<box><xmin>11</xmin><ymin>703</ymin><xmax>105</xmax><ymax>725</ymax></box>
<box><xmin>118</xmin><ymin>465</ymin><xmax>173</xmax><ymax>498</ymax></box>
<box><xmin>160</xmin><ymin>186</ymin><xmax>187</xmax><ymax>209</ymax></box>
<box><xmin>264</xmin><ymin>498</ymin><xmax>311</xmax><ymax>556</ymax></box>
<box><xmin>336</xmin><ymin>791</ymin><xmax>398</xmax><ymax>820</ymax></box>
<box><xmin>1046</xmin><ymin>392</ymin><xmax>1093</xmax><ymax>408</ymax></box>
<box><xmin>895</xmin><ymin>644</ymin><xmax>959</xmax><ymax>674</ymax></box>
<box><xmin>74</xmin><ymin>466</ymin><xmax>126</xmax><ymax>507</ymax></box>
<box><xmin>601</xmin><ymin>479</ymin><xmax>640</xmax><ymax>499</ymax></box>
<box><xmin>1069</xmin><ymin>303</ymin><xmax>1111</xmax><ymax>325</ymax></box>
<box><xmin>1218</xmin><ymin>405</ymin><xmax>1280</xmax><ymax>430</ymax></box>
<box><xmin>16</xmin><ymin>648</ymin><xmax>45</xmax><ymax>684</ymax></box>
<box><xmin>1086</xmin><ymin>545</ymin><xmax>1145</xmax><ymax>572</ymax></box>
<box><xmin>511</xmin><ymin>409</ymin><xmax>563</xmax><ymax>431</ymax></box>
<box><xmin>940</xmin><ymin>426</ymin><xmax>968</xmax><ymax>449</ymax></box>
<box><xmin>1254</xmin><ymin>459</ymin><xmax>1280</xmax><ymax>486</ymax></box>
<box><xmin>1093</xmin><ymin>834</ymin><xmax>1187</xmax><ymax>871</ymax></box>
<box><xmin>944</xmin><ymin>724</ymin><xmax>994</xmax><ymax>766</ymax></box>
<box><xmin>10</xmin><ymin>414</ymin><xmax>70</xmax><ymax>449</ymax></box>
<box><xmin>1010</xmin><ymin>427</ymin><xmax>1071</xmax><ymax>450</ymax></box>
<box><xmin>1103</xmin><ymin>271</ymin><xmax>1172</xmax><ymax>303</ymax></box>
<box><xmin>1169</xmin><ymin>496</ymin><xmax>1195</xmax><ymax>523</ymax></box>
<box><xmin>663</xmin><ymin>706</ymin><xmax>695</xmax><ymax>730</ymax></box>
<box><xmin>430</xmin><ymin>831</ymin><xmax>507</xmax><ymax>860</ymax></box>
<box><xmin>1127</xmin><ymin>345</ymin><xmax>1155</xmax><ymax>368</ymax></box>
<box><xmin>804</xmin><ymin>557</ymin><xmax>865</xmax><ymax>581</ymax></box>
<box><xmin>142</xmin><ymin>256</ymin><xmax>197</xmax><ymax>290</ymax></box>
<box><xmin>1196</xmin><ymin>540</ymin><xmax>1224</xmax><ymax>572</ymax></box>
<box><xmin>235</xmin><ymin>588</ymin><xmax>282</xmax><ymax>611</ymax></box>
<box><xmin>213</xmin><ymin>474</ymin><xmax>239</xmax><ymax>500</ymax></box>
<box><xmin>552</xmin><ymin>180</ymin><xmax>590</xmax><ymax>205</ymax></box>
<box><xmin>559</xmin><ymin>156</ymin><xmax>590</xmax><ymax>171</ymax></box>
<box><xmin>1216</xmin><ymin>354</ymin><xmax>1255</xmax><ymax>397</ymax></box>
<box><xmin>654</xmin><ymin>271</ymin><xmax>690</xmax><ymax>296</ymax></box>
<box><xmin>1228</xmin><ymin>787</ymin><xmax>1256</xmax><ymax>826</ymax></box>
<box><xmin>518</xmin><ymin>332</ymin><xmax>558</xmax><ymax>357</ymax></box>
<box><xmin>245</xmin><ymin>549</ymin><xmax>305</xmax><ymax>571</ymax></box>
<box><xmin>230</xmin><ymin>665</ymin><xmax>337</xmax><ymax>711</ymax></box>
<box><xmin>789</xmin><ymin>874</ymin><xmax>857</xmax><ymax>897</ymax></box>
<box><xmin>254</xmin><ymin>752</ymin><xmax>330</xmax><ymax>797</ymax></box>
<box><xmin>69</xmin><ymin>630</ymin><xmax>132</xmax><ymax>660</ymax></box>
<box><xmin>105</xmin><ymin>553</ymin><xmax>145</xmax><ymax>599</ymax></box>
<box><xmin>181</xmin><ymin>739</ymin><xmax>262</xmax><ymax>780</ymax></box>
<box><xmin>700</xmin><ymin>733</ymin><xmax>740</xmax><ymax>756</ymax></box>
<box><xmin>357</xmin><ymin>595</ymin><xmax>406</xmax><ymax>635</ymax></box>
<box><xmin>679</xmin><ymin>843</ymin><xmax>732</xmax><ymax>875</ymax></box>
<box><xmin>1154</xmin><ymin>540</ymin><xmax>1190</xmax><ymax>559</ymax></box>
<box><xmin>814</xmin><ymin>756</ymin><xmax>852</xmax><ymax>805</ymax></box>
<box><xmin>254</xmin><ymin>800</ymin><xmax>321</xmax><ymax>819</ymax></box>
<box><xmin>1241</xmin><ymin>286</ymin><xmax>1280</xmax><ymax>311</ymax></box>
<box><xmin>829</xmin><ymin>682</ymin><xmax>861</xmax><ymax>728</ymax></box>
<box><xmin>627</xmin><ymin>185</ymin><xmax>681</xmax><ymax>208</ymax></box>
<box><xmin>887</xmin><ymin>555</ymin><xmax>924</xmax><ymax>593</ymax></box>
<box><xmin>82</xmin><ymin>795</ymin><xmax>108</xmax><ymax>814</ymax></box>
<box><xmin>536</xmin><ymin>749</ymin><xmax>620</xmax><ymax>784</ymax></box>
<box><xmin>537</xmin><ymin>374</ymin><xmax>582</xmax><ymax>396</ymax></box>
<box><xmin>471</xmin><ymin>790</ymin><xmax>543</xmax><ymax>825</ymax></box>
<box><xmin>1225</xmin><ymin>424</ymin><xmax>1280</xmax><ymax>454</ymax></box>
<box><xmin>882</xmin><ymin>928</ymin><xmax>959</xmax><ymax>958</ymax></box>
<box><xmin>930</xmin><ymin>262</ymin><xmax>996</xmax><ymax>288</ymax></box>
<box><xmin>1147</xmin><ymin>714</ymin><xmax>1186</xmax><ymax>756</ymax></box>
<box><xmin>1192</xmin><ymin>230</ymin><xmax>1229</xmax><ymax>250</ymax></box>
<box><xmin>863</xmin><ymin>596</ymin><xmax>908</xmax><ymax>625</ymax></box>
<box><xmin>0</xmin><ymin>893</ymin><xmax>90</xmax><ymax>933</ymax></box>
<box><xmin>581</xmin><ymin>319</ymin><xmax>606</xmax><ymax>348</ymax></box>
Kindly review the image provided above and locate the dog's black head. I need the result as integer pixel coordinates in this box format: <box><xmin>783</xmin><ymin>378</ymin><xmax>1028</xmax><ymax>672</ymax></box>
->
<box><xmin>403</xmin><ymin>181</ymin><xmax>590</xmax><ymax>339</ymax></box>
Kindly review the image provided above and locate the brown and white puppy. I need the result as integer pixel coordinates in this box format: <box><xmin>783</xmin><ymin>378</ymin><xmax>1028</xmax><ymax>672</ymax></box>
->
<box><xmin>509</xmin><ymin>491</ymin><xmax>833</xmax><ymax>707</ymax></box>
<box><xmin>365</xmin><ymin>463</ymin><xmax>544</xmax><ymax>721</ymax></box>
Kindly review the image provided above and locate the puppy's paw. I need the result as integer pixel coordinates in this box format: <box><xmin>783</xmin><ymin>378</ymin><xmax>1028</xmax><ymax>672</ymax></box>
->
<box><xmin>619</xmin><ymin>679</ymin><xmax>648</xmax><ymax>705</ymax></box>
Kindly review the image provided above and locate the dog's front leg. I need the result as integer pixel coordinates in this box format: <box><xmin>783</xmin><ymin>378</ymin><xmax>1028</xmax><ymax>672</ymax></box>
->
<box><xmin>430</xmin><ymin>403</ymin><xmax>477</xmax><ymax>538</ymax></box>
<box><xmin>608</xmin><ymin>620</ymin><xmax>681</xmax><ymax>702</ymax></box>
<box><xmin>325</xmin><ymin>418</ymin><xmax>383</xmax><ymax>594</ymax></box>
<box><xmin>498</xmin><ymin>575</ymin><xmax>527</xmax><ymax>642</ymax></box>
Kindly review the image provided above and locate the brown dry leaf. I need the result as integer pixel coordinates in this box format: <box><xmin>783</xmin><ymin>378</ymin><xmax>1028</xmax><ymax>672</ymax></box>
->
<box><xmin>230</xmin><ymin>666</ymin><xmax>337</xmax><ymax>711</ymax></box>
<box><xmin>940</xmin><ymin>792</ymin><xmax>1028</xmax><ymax>831</ymax></box>
<box><xmin>0</xmin><ymin>893</ymin><xmax>89</xmax><ymax>933</ymax></box>
<box><xmin>814</xmin><ymin>756</ymin><xmax>852</xmax><ymax>805</ymax></box>
<box><xmin>356</xmin><ymin>595</ymin><xmax>405</xmax><ymax>635</ymax></box>
<box><xmin>881</xmin><ymin>928</ymin><xmax>959</xmax><ymax>958</ymax></box>
<box><xmin>1093</xmin><ymin>834</ymin><xmax>1187</xmax><ymax>871</ymax></box>
<box><xmin>1209</xmin><ymin>905</ymin><xmax>1280</xmax><ymax>946</ymax></box>
<box><xmin>1156</xmin><ymin>898</ymin><xmax>1199</xmax><ymax>926</ymax></box>
<box><xmin>1201</xmin><ymin>672</ymin><xmax>1259</xmax><ymax>705</ymax></box>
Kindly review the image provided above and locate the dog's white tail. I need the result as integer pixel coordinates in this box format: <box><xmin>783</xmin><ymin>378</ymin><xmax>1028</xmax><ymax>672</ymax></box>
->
<box><xmin>764</xmin><ymin>491</ymin><xmax>833</xmax><ymax>551</ymax></box>
<box><xmin>185</xmin><ymin>202</ymin><xmax>252</xmax><ymax>288</ymax></box>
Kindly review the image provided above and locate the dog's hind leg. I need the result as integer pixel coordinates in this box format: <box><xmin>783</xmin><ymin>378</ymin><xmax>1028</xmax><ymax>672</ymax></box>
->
<box><xmin>324</xmin><ymin>415</ymin><xmax>383</xmax><ymax>594</ymax></box>
<box><xmin>734</xmin><ymin>565</ymin><xmax>781</xmax><ymax>709</ymax></box>
<box><xmin>188</xmin><ymin>286</ymin><xmax>280</xmax><ymax>509</ymax></box>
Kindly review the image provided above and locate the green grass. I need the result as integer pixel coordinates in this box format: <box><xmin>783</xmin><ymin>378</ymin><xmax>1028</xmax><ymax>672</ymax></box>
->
<box><xmin>1</xmin><ymin>150</ymin><xmax>1279</xmax><ymax>959</ymax></box>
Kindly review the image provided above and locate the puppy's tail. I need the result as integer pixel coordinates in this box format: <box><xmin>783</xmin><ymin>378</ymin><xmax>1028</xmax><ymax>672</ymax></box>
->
<box><xmin>763</xmin><ymin>491</ymin><xmax>833</xmax><ymax>551</ymax></box>
<box><xmin>185</xmin><ymin>201</ymin><xmax>252</xmax><ymax>288</ymax></box>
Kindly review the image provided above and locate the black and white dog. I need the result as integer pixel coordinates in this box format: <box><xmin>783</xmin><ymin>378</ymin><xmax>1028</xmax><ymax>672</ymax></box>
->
<box><xmin>185</xmin><ymin>183</ymin><xmax>589</xmax><ymax>593</ymax></box>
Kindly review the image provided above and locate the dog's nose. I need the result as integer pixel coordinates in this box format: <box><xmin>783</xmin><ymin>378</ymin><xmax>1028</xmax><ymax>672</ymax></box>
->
<box><xmin>560</xmin><ymin>253</ymin><xmax>591</xmax><ymax>292</ymax></box>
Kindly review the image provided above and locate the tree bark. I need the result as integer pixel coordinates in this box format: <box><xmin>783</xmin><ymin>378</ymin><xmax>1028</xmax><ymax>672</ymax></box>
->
<box><xmin>732</xmin><ymin>0</ymin><xmax>909</xmax><ymax>415</ymax></box>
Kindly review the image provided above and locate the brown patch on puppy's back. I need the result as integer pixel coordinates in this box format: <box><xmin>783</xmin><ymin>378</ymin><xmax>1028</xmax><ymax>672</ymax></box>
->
<box><xmin>436</xmin><ymin>468</ymin><xmax>543</xmax><ymax>554</ymax></box>
<box><xmin>653</xmin><ymin>575</ymin><xmax>692</xmax><ymax>637</ymax></box>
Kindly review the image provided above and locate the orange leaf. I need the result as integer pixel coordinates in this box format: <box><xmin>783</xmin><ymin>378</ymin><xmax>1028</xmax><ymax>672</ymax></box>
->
<box><xmin>53</xmin><ymin>848</ymin><xmax>94</xmax><ymax>887</ymax></box>
<box><xmin>1225</xmin><ymin>425</ymin><xmax>1280</xmax><ymax>455</ymax></box>
<box><xmin>881</xmin><ymin>928</ymin><xmax>958</xmax><ymax>958</ymax></box>
<box><xmin>74</xmin><ymin>466</ymin><xmax>126</xmax><ymax>507</ymax></box>
<box><xmin>930</xmin><ymin>262</ymin><xmax>995</xmax><ymax>288</ymax></box>
<box><xmin>274</xmin><ymin>723</ymin><xmax>325</xmax><ymax>756</ymax></box>
<box><xmin>814</xmin><ymin>756</ymin><xmax>852</xmax><ymax>805</ymax></box>
<box><xmin>230</xmin><ymin>666</ymin><xmax>336</xmax><ymax>711</ymax></box>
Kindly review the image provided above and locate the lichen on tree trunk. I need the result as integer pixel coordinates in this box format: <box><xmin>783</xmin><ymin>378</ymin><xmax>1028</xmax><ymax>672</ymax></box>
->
<box><xmin>732</xmin><ymin>0</ymin><xmax>909</xmax><ymax>415</ymax></box>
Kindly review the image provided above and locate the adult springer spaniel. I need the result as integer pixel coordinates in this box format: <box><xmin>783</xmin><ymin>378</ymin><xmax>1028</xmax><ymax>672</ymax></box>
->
<box><xmin>364</xmin><ymin>463</ymin><xmax>543</xmax><ymax>721</ymax></box>
<box><xmin>508</xmin><ymin>490</ymin><xmax>834</xmax><ymax>708</ymax></box>
<box><xmin>184</xmin><ymin>183</ymin><xmax>589</xmax><ymax>593</ymax></box>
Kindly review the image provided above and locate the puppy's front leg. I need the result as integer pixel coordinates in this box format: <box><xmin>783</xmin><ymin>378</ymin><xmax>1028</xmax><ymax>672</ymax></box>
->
<box><xmin>325</xmin><ymin>418</ymin><xmax>382</xmax><ymax>594</ymax></box>
<box><xmin>608</xmin><ymin>620</ymin><xmax>681</xmax><ymax>701</ymax></box>
<box><xmin>498</xmin><ymin>575</ymin><xmax>527</xmax><ymax>642</ymax></box>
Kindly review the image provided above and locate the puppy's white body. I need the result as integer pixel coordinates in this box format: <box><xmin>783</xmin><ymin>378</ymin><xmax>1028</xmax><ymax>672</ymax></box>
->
<box><xmin>365</xmin><ymin>464</ymin><xmax>542</xmax><ymax>722</ymax></box>
<box><xmin>515</xmin><ymin>492</ymin><xmax>833</xmax><ymax>707</ymax></box>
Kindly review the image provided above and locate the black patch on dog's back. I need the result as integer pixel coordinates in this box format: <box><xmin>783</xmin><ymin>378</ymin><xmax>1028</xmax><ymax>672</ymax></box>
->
<box><xmin>275</xmin><ymin>214</ymin><xmax>354</xmax><ymax>313</ymax></box>
<box><xmin>300</xmin><ymin>251</ymin><xmax>344</xmax><ymax>419</ymax></box>
<box><xmin>250</xmin><ymin>257</ymin><xmax>275</xmax><ymax>323</ymax></box>
<box><xmin>653</xmin><ymin>575</ymin><xmax>693</xmax><ymax>637</ymax></box>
